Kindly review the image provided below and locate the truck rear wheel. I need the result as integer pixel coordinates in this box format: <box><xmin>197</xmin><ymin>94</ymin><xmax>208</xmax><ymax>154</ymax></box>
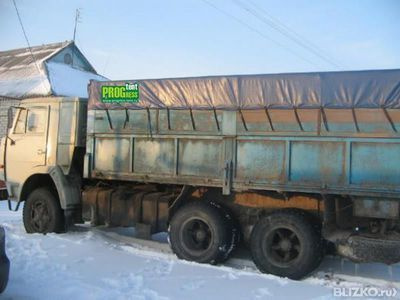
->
<box><xmin>169</xmin><ymin>201</ymin><xmax>237</xmax><ymax>264</ymax></box>
<box><xmin>23</xmin><ymin>188</ymin><xmax>64</xmax><ymax>234</ymax></box>
<box><xmin>250</xmin><ymin>209</ymin><xmax>323</xmax><ymax>280</ymax></box>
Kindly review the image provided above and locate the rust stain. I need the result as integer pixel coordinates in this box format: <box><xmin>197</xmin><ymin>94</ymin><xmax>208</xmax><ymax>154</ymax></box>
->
<box><xmin>386</xmin><ymin>109</ymin><xmax>400</xmax><ymax>122</ymax></box>
<box><xmin>297</xmin><ymin>109</ymin><xmax>319</xmax><ymax>123</ymax></box>
<box><xmin>354</xmin><ymin>109</ymin><xmax>386</xmax><ymax>123</ymax></box>
<box><xmin>269</xmin><ymin>109</ymin><xmax>297</xmax><ymax>123</ymax></box>
<box><xmin>324</xmin><ymin>109</ymin><xmax>354</xmax><ymax>123</ymax></box>
<box><xmin>240</xmin><ymin>110</ymin><xmax>268</xmax><ymax>123</ymax></box>
<box><xmin>233</xmin><ymin>192</ymin><xmax>323</xmax><ymax>211</ymax></box>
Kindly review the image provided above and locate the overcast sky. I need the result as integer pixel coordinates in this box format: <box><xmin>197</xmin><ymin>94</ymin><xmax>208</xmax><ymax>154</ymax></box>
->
<box><xmin>1</xmin><ymin>0</ymin><xmax>399</xmax><ymax>80</ymax></box>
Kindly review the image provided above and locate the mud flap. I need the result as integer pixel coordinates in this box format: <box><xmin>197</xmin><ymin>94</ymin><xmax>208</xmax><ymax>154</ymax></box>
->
<box><xmin>49</xmin><ymin>166</ymin><xmax>81</xmax><ymax>210</ymax></box>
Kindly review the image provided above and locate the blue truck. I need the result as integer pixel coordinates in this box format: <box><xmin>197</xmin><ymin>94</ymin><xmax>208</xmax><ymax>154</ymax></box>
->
<box><xmin>2</xmin><ymin>69</ymin><xmax>400</xmax><ymax>279</ymax></box>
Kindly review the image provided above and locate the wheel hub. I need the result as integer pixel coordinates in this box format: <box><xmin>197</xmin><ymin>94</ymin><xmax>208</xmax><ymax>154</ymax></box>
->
<box><xmin>195</xmin><ymin>229</ymin><xmax>207</xmax><ymax>242</ymax></box>
<box><xmin>279</xmin><ymin>239</ymin><xmax>292</xmax><ymax>251</ymax></box>
<box><xmin>181</xmin><ymin>218</ymin><xmax>213</xmax><ymax>252</ymax></box>
<box><xmin>267</xmin><ymin>227</ymin><xmax>301</xmax><ymax>264</ymax></box>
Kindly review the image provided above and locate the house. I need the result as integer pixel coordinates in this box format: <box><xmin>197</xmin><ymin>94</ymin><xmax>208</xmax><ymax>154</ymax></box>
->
<box><xmin>0</xmin><ymin>41</ymin><xmax>107</xmax><ymax>135</ymax></box>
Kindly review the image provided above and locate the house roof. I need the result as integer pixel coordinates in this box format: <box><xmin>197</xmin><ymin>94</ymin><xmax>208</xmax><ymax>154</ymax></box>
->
<box><xmin>0</xmin><ymin>41</ymin><xmax>106</xmax><ymax>98</ymax></box>
<box><xmin>0</xmin><ymin>41</ymin><xmax>72</xmax><ymax>71</ymax></box>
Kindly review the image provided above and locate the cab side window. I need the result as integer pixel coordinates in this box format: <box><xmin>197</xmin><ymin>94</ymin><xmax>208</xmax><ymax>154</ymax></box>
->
<box><xmin>14</xmin><ymin>109</ymin><xmax>27</xmax><ymax>134</ymax></box>
<box><xmin>26</xmin><ymin>108</ymin><xmax>46</xmax><ymax>134</ymax></box>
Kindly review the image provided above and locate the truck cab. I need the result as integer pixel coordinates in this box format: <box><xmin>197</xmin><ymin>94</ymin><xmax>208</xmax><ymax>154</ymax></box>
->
<box><xmin>0</xmin><ymin>97</ymin><xmax>86</xmax><ymax>226</ymax></box>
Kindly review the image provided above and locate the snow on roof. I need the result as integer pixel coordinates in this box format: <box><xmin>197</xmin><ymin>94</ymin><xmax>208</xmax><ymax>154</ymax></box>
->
<box><xmin>47</xmin><ymin>62</ymin><xmax>107</xmax><ymax>98</ymax></box>
<box><xmin>0</xmin><ymin>41</ymin><xmax>107</xmax><ymax>98</ymax></box>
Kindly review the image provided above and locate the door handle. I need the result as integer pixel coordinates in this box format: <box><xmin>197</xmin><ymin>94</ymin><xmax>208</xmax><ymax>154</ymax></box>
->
<box><xmin>37</xmin><ymin>149</ymin><xmax>45</xmax><ymax>155</ymax></box>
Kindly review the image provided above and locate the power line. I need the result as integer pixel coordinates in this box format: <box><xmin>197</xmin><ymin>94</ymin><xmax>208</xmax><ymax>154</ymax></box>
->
<box><xmin>235</xmin><ymin>0</ymin><xmax>342</xmax><ymax>68</ymax></box>
<box><xmin>199</xmin><ymin>0</ymin><xmax>322</xmax><ymax>69</ymax></box>
<box><xmin>12</xmin><ymin>0</ymin><xmax>47</xmax><ymax>91</ymax></box>
<box><xmin>247</xmin><ymin>0</ymin><xmax>337</xmax><ymax>64</ymax></box>
<box><xmin>233</xmin><ymin>0</ymin><xmax>343</xmax><ymax>69</ymax></box>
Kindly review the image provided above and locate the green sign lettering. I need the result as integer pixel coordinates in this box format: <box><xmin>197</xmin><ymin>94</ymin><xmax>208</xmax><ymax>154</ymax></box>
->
<box><xmin>101</xmin><ymin>83</ymin><xmax>139</xmax><ymax>103</ymax></box>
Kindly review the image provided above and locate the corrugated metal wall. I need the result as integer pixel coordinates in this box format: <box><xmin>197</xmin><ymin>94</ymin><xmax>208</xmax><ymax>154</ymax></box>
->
<box><xmin>0</xmin><ymin>97</ymin><xmax>20</xmax><ymax>137</ymax></box>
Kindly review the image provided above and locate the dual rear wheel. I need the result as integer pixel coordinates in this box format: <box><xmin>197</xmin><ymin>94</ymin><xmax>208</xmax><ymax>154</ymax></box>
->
<box><xmin>169</xmin><ymin>202</ymin><xmax>323</xmax><ymax>279</ymax></box>
<box><xmin>169</xmin><ymin>201</ymin><xmax>239</xmax><ymax>264</ymax></box>
<box><xmin>250</xmin><ymin>209</ymin><xmax>324</xmax><ymax>279</ymax></box>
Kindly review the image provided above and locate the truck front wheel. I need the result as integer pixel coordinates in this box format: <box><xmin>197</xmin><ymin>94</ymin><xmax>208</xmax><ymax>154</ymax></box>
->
<box><xmin>169</xmin><ymin>201</ymin><xmax>237</xmax><ymax>264</ymax></box>
<box><xmin>23</xmin><ymin>188</ymin><xmax>65</xmax><ymax>234</ymax></box>
<box><xmin>250</xmin><ymin>209</ymin><xmax>323</xmax><ymax>280</ymax></box>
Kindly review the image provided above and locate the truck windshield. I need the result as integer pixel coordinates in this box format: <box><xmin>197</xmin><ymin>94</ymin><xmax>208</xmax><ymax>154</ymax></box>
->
<box><xmin>14</xmin><ymin>109</ymin><xmax>27</xmax><ymax>134</ymax></box>
<box><xmin>26</xmin><ymin>108</ymin><xmax>46</xmax><ymax>134</ymax></box>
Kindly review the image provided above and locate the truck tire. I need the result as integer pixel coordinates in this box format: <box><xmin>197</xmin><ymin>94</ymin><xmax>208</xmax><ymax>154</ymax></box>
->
<box><xmin>23</xmin><ymin>188</ymin><xmax>65</xmax><ymax>234</ymax></box>
<box><xmin>250</xmin><ymin>209</ymin><xmax>323</xmax><ymax>280</ymax></box>
<box><xmin>169</xmin><ymin>201</ymin><xmax>236</xmax><ymax>264</ymax></box>
<box><xmin>209</xmin><ymin>202</ymin><xmax>241</xmax><ymax>260</ymax></box>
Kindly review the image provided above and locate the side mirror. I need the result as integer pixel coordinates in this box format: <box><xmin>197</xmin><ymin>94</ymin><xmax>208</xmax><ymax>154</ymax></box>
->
<box><xmin>7</xmin><ymin>107</ymin><xmax>13</xmax><ymax>129</ymax></box>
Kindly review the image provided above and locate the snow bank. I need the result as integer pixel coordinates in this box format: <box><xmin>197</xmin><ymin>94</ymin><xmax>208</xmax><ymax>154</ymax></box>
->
<box><xmin>0</xmin><ymin>202</ymin><xmax>397</xmax><ymax>300</ymax></box>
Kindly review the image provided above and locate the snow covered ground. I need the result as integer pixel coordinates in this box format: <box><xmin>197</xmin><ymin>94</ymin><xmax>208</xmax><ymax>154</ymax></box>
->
<box><xmin>0</xmin><ymin>201</ymin><xmax>398</xmax><ymax>300</ymax></box>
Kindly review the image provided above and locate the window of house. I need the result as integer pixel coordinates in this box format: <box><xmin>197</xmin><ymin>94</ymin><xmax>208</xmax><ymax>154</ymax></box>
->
<box><xmin>64</xmin><ymin>53</ymin><xmax>72</xmax><ymax>65</ymax></box>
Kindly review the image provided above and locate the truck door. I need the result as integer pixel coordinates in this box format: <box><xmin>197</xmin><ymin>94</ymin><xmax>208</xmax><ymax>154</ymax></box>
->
<box><xmin>5</xmin><ymin>106</ymin><xmax>49</xmax><ymax>197</ymax></box>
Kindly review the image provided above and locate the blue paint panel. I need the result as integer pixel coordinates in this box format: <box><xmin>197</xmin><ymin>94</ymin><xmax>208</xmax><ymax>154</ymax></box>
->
<box><xmin>125</xmin><ymin>110</ymin><xmax>157</xmax><ymax>132</ymax></box>
<box><xmin>351</xmin><ymin>142</ymin><xmax>400</xmax><ymax>186</ymax></box>
<box><xmin>326</xmin><ymin>122</ymin><xmax>356</xmax><ymax>132</ymax></box>
<box><xmin>88</xmin><ymin>106</ymin><xmax>400</xmax><ymax>197</ymax></box>
<box><xmin>134</xmin><ymin>138</ymin><xmax>175</xmax><ymax>175</ymax></box>
<box><xmin>94</xmin><ymin>138</ymin><xmax>130</xmax><ymax>172</ymax></box>
<box><xmin>270</xmin><ymin>123</ymin><xmax>301</xmax><ymax>132</ymax></box>
<box><xmin>236</xmin><ymin>140</ymin><xmax>285</xmax><ymax>183</ymax></box>
<box><xmin>170</xmin><ymin>110</ymin><xmax>193</xmax><ymax>131</ymax></box>
<box><xmin>290</xmin><ymin>141</ymin><xmax>346</xmax><ymax>184</ymax></box>
<box><xmin>357</xmin><ymin>122</ymin><xmax>392</xmax><ymax>133</ymax></box>
<box><xmin>301</xmin><ymin>121</ymin><xmax>317</xmax><ymax>132</ymax></box>
<box><xmin>178</xmin><ymin>139</ymin><xmax>222</xmax><ymax>177</ymax></box>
